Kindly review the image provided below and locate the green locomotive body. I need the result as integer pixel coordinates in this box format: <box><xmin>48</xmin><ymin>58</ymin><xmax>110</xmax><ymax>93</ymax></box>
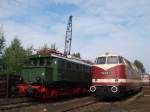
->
<box><xmin>18</xmin><ymin>54</ymin><xmax>92</xmax><ymax>99</ymax></box>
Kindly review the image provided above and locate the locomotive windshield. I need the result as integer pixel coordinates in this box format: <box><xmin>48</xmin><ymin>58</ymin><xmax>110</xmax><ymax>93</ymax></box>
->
<box><xmin>27</xmin><ymin>57</ymin><xmax>52</xmax><ymax>67</ymax></box>
<box><xmin>96</xmin><ymin>56</ymin><xmax>119</xmax><ymax>64</ymax></box>
<box><xmin>96</xmin><ymin>57</ymin><xmax>106</xmax><ymax>64</ymax></box>
<box><xmin>107</xmin><ymin>56</ymin><xmax>118</xmax><ymax>64</ymax></box>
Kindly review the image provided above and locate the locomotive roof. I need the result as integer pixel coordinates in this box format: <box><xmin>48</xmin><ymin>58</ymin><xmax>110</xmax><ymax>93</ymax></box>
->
<box><xmin>96</xmin><ymin>52</ymin><xmax>141</xmax><ymax>72</ymax></box>
<box><xmin>29</xmin><ymin>54</ymin><xmax>92</xmax><ymax>66</ymax></box>
<box><xmin>51</xmin><ymin>54</ymin><xmax>92</xmax><ymax>66</ymax></box>
<box><xmin>97</xmin><ymin>52</ymin><xmax>120</xmax><ymax>57</ymax></box>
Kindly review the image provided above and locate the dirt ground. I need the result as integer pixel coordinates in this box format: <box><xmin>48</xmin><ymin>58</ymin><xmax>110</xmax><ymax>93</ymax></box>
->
<box><xmin>0</xmin><ymin>87</ymin><xmax>150</xmax><ymax>112</ymax></box>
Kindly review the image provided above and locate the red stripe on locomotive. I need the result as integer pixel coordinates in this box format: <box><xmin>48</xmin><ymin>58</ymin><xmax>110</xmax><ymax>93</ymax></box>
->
<box><xmin>92</xmin><ymin>65</ymin><xmax>126</xmax><ymax>79</ymax></box>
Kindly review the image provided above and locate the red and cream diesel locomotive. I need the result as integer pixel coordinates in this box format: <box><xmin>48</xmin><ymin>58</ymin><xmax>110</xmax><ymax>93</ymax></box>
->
<box><xmin>90</xmin><ymin>52</ymin><xmax>142</xmax><ymax>98</ymax></box>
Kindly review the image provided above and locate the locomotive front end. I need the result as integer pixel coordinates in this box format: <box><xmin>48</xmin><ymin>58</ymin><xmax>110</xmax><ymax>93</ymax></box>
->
<box><xmin>90</xmin><ymin>53</ymin><xmax>126</xmax><ymax>98</ymax></box>
<box><xmin>17</xmin><ymin>55</ymin><xmax>53</xmax><ymax>98</ymax></box>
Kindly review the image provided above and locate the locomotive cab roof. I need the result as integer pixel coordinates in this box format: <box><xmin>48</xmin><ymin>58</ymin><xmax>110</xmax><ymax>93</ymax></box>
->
<box><xmin>95</xmin><ymin>52</ymin><xmax>140</xmax><ymax>72</ymax></box>
<box><xmin>97</xmin><ymin>52</ymin><xmax>120</xmax><ymax>58</ymax></box>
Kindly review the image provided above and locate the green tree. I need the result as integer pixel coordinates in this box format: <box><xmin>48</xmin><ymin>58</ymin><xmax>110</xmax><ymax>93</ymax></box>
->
<box><xmin>72</xmin><ymin>52</ymin><xmax>81</xmax><ymax>59</ymax></box>
<box><xmin>0</xmin><ymin>27</ymin><xmax>5</xmax><ymax>55</ymax></box>
<box><xmin>3</xmin><ymin>37</ymin><xmax>27</xmax><ymax>74</ymax></box>
<box><xmin>134</xmin><ymin>60</ymin><xmax>145</xmax><ymax>73</ymax></box>
<box><xmin>26</xmin><ymin>46</ymin><xmax>33</xmax><ymax>56</ymax></box>
<box><xmin>0</xmin><ymin>27</ymin><xmax>6</xmax><ymax>73</ymax></box>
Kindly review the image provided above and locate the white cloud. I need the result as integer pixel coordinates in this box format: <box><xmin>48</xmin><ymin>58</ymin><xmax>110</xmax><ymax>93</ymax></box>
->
<box><xmin>3</xmin><ymin>20</ymin><xmax>65</xmax><ymax>52</ymax></box>
<box><xmin>0</xmin><ymin>0</ymin><xmax>150</xmax><ymax>72</ymax></box>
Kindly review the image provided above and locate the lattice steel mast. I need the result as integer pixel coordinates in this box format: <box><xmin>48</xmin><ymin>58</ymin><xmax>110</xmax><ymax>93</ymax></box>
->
<box><xmin>64</xmin><ymin>16</ymin><xmax>73</xmax><ymax>56</ymax></box>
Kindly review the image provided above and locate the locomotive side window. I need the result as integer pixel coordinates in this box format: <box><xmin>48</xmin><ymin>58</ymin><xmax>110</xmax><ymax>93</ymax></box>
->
<box><xmin>119</xmin><ymin>56</ymin><xmax>124</xmax><ymax>64</ymax></box>
<box><xmin>96</xmin><ymin>57</ymin><xmax>106</xmax><ymax>64</ymax></box>
<box><xmin>124</xmin><ymin>59</ymin><xmax>132</xmax><ymax>68</ymax></box>
<box><xmin>72</xmin><ymin>63</ymin><xmax>77</xmax><ymax>71</ymax></box>
<box><xmin>39</xmin><ymin>59</ymin><xmax>44</xmax><ymax>66</ymax></box>
<box><xmin>31</xmin><ymin>59</ymin><xmax>38</xmax><ymax>66</ymax></box>
<box><xmin>76</xmin><ymin>64</ymin><xmax>79</xmax><ymax>70</ymax></box>
<box><xmin>132</xmin><ymin>64</ymin><xmax>137</xmax><ymax>72</ymax></box>
<box><xmin>127</xmin><ymin>61</ymin><xmax>132</xmax><ymax>68</ymax></box>
<box><xmin>67</xmin><ymin>62</ymin><xmax>71</xmax><ymax>69</ymax></box>
<box><xmin>107</xmin><ymin>56</ymin><xmax>118</xmax><ymax>64</ymax></box>
<box><xmin>46</xmin><ymin>59</ymin><xmax>51</xmax><ymax>66</ymax></box>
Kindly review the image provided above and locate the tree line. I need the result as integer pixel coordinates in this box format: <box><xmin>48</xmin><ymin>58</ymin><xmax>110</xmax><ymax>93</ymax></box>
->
<box><xmin>0</xmin><ymin>28</ymin><xmax>146</xmax><ymax>74</ymax></box>
<box><xmin>0</xmin><ymin>29</ymin><xmax>32</xmax><ymax>74</ymax></box>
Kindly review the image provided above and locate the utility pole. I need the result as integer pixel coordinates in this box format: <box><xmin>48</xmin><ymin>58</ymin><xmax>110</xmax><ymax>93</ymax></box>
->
<box><xmin>64</xmin><ymin>16</ymin><xmax>73</xmax><ymax>57</ymax></box>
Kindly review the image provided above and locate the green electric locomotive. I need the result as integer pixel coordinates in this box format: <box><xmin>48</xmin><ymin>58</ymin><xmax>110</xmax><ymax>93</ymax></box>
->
<box><xmin>17</xmin><ymin>50</ymin><xmax>92</xmax><ymax>99</ymax></box>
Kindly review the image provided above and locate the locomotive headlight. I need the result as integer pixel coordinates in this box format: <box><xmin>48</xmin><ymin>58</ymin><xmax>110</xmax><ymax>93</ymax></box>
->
<box><xmin>111</xmin><ymin>86</ymin><xmax>118</xmax><ymax>93</ymax></box>
<box><xmin>41</xmin><ymin>72</ymin><xmax>45</xmax><ymax>76</ymax></box>
<box><xmin>101</xmin><ymin>71</ymin><xmax>111</xmax><ymax>75</ymax></box>
<box><xmin>90</xmin><ymin>86</ymin><xmax>96</xmax><ymax>92</ymax></box>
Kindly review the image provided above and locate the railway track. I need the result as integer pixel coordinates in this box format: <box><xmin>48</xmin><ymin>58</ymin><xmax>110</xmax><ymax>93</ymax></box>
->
<box><xmin>0</xmin><ymin>89</ymin><xmax>145</xmax><ymax>112</ymax></box>
<box><xmin>0</xmin><ymin>97</ymin><xmax>39</xmax><ymax>111</ymax></box>
<box><xmin>0</xmin><ymin>96</ymin><xmax>97</xmax><ymax>112</ymax></box>
<box><xmin>40</xmin><ymin>92</ymin><xmax>142</xmax><ymax>112</ymax></box>
<box><xmin>0</xmin><ymin>98</ymin><xmax>33</xmax><ymax>106</ymax></box>
<box><xmin>0</xmin><ymin>96</ymin><xmax>95</xmax><ymax>111</ymax></box>
<box><xmin>0</xmin><ymin>101</ymin><xmax>38</xmax><ymax>111</ymax></box>
<box><xmin>143</xmin><ymin>86</ymin><xmax>150</xmax><ymax>96</ymax></box>
<box><xmin>54</xmin><ymin>98</ymin><xmax>97</xmax><ymax>112</ymax></box>
<box><xmin>60</xmin><ymin>92</ymin><xmax>143</xmax><ymax>112</ymax></box>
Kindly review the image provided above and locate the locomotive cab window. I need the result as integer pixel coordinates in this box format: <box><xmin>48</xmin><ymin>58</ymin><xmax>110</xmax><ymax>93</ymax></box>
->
<box><xmin>119</xmin><ymin>56</ymin><xmax>124</xmax><ymax>64</ymax></box>
<box><xmin>39</xmin><ymin>59</ymin><xmax>44</xmax><ymax>66</ymax></box>
<box><xmin>46</xmin><ymin>59</ymin><xmax>51</xmax><ymax>66</ymax></box>
<box><xmin>107</xmin><ymin>56</ymin><xmax>118</xmax><ymax>64</ymax></box>
<box><xmin>67</xmin><ymin>62</ymin><xmax>71</xmax><ymax>69</ymax></box>
<box><xmin>96</xmin><ymin>57</ymin><xmax>106</xmax><ymax>64</ymax></box>
<box><xmin>30</xmin><ymin>59</ymin><xmax>38</xmax><ymax>66</ymax></box>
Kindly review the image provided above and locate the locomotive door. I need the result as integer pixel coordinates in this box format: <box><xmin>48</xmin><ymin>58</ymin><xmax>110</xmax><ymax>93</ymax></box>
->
<box><xmin>45</xmin><ymin>68</ymin><xmax>53</xmax><ymax>84</ymax></box>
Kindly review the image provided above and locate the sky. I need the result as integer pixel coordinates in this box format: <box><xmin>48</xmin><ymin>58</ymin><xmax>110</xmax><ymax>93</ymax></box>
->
<box><xmin>0</xmin><ymin>0</ymin><xmax>150</xmax><ymax>72</ymax></box>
